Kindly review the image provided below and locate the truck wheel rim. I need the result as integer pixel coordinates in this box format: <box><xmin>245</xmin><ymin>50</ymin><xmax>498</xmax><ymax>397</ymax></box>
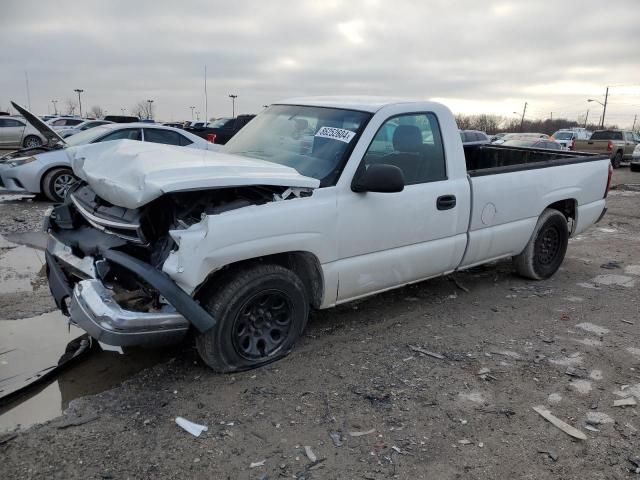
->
<box><xmin>53</xmin><ymin>174</ymin><xmax>76</xmax><ymax>198</ymax></box>
<box><xmin>232</xmin><ymin>290</ymin><xmax>293</xmax><ymax>360</ymax></box>
<box><xmin>536</xmin><ymin>226</ymin><xmax>560</xmax><ymax>265</ymax></box>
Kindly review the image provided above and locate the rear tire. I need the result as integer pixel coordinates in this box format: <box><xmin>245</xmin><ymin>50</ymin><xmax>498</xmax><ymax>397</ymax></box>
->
<box><xmin>611</xmin><ymin>151</ymin><xmax>623</xmax><ymax>168</ymax></box>
<box><xmin>42</xmin><ymin>168</ymin><xmax>77</xmax><ymax>202</ymax></box>
<box><xmin>513</xmin><ymin>208</ymin><xmax>569</xmax><ymax>280</ymax></box>
<box><xmin>196</xmin><ymin>264</ymin><xmax>309</xmax><ymax>372</ymax></box>
<box><xmin>23</xmin><ymin>135</ymin><xmax>42</xmax><ymax>148</ymax></box>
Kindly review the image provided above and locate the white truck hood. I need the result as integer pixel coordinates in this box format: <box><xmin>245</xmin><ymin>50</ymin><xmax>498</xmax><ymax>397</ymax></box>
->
<box><xmin>68</xmin><ymin>140</ymin><xmax>320</xmax><ymax>209</ymax></box>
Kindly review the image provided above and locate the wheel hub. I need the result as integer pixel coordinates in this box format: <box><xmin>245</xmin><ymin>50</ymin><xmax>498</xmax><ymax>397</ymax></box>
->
<box><xmin>537</xmin><ymin>226</ymin><xmax>560</xmax><ymax>265</ymax></box>
<box><xmin>232</xmin><ymin>290</ymin><xmax>293</xmax><ymax>360</ymax></box>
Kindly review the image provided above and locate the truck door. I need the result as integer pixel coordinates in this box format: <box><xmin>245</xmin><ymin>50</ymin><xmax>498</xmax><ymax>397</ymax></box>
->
<box><xmin>335</xmin><ymin>112</ymin><xmax>470</xmax><ymax>302</ymax></box>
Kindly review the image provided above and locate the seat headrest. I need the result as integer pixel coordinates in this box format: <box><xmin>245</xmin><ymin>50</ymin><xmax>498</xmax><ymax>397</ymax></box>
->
<box><xmin>392</xmin><ymin>125</ymin><xmax>422</xmax><ymax>152</ymax></box>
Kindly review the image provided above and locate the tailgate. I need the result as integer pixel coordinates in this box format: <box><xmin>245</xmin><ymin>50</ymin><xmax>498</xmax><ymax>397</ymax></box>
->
<box><xmin>576</xmin><ymin>139</ymin><xmax>609</xmax><ymax>153</ymax></box>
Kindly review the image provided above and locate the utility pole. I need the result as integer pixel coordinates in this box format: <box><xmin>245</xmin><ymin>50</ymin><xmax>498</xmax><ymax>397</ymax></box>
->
<box><xmin>52</xmin><ymin>100</ymin><xmax>58</xmax><ymax>115</ymax></box>
<box><xmin>229</xmin><ymin>94</ymin><xmax>238</xmax><ymax>118</ymax></box>
<box><xmin>147</xmin><ymin>99</ymin><xmax>154</xmax><ymax>120</ymax></box>
<box><xmin>190</xmin><ymin>106</ymin><xmax>195</xmax><ymax>120</ymax></box>
<box><xmin>633</xmin><ymin>114</ymin><xmax>637</xmax><ymax>131</ymax></box>
<box><xmin>550</xmin><ymin>112</ymin><xmax>553</xmax><ymax>121</ymax></box>
<box><xmin>601</xmin><ymin>86</ymin><xmax>609</xmax><ymax>128</ymax></box>
<box><xmin>519</xmin><ymin>102</ymin><xmax>527</xmax><ymax>132</ymax></box>
<box><xmin>74</xmin><ymin>89</ymin><xmax>84</xmax><ymax>117</ymax></box>
<box><xmin>584</xmin><ymin>109</ymin><xmax>589</xmax><ymax>128</ymax></box>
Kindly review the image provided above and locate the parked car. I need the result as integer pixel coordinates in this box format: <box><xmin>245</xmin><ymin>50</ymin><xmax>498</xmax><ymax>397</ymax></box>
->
<box><xmin>574</xmin><ymin>129</ymin><xmax>637</xmax><ymax>168</ymax></box>
<box><xmin>0</xmin><ymin>116</ymin><xmax>47</xmax><ymax>148</ymax></box>
<box><xmin>0</xmin><ymin>103</ymin><xmax>220</xmax><ymax>201</ymax></box>
<box><xmin>460</xmin><ymin>130</ymin><xmax>490</xmax><ymax>145</ymax></box>
<box><xmin>47</xmin><ymin>117</ymin><xmax>85</xmax><ymax>128</ymax></box>
<box><xmin>630</xmin><ymin>144</ymin><xmax>640</xmax><ymax>172</ymax></box>
<box><xmin>56</xmin><ymin>120</ymin><xmax>114</xmax><ymax>138</ymax></box>
<box><xmin>488</xmin><ymin>132</ymin><xmax>507</xmax><ymax>142</ymax></box>
<box><xmin>163</xmin><ymin>122</ymin><xmax>184</xmax><ymax>129</ymax></box>
<box><xmin>502</xmin><ymin>139</ymin><xmax>563</xmax><ymax>150</ymax></box>
<box><xmin>550</xmin><ymin>129</ymin><xmax>591</xmax><ymax>150</ymax></box>
<box><xmin>186</xmin><ymin>115</ymin><xmax>256</xmax><ymax>144</ymax></box>
<box><xmin>492</xmin><ymin>132</ymin><xmax>549</xmax><ymax>144</ymax></box>
<box><xmin>43</xmin><ymin>97</ymin><xmax>611</xmax><ymax>371</ymax></box>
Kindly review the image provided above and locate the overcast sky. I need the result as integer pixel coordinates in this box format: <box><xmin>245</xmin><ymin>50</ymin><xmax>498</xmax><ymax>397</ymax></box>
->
<box><xmin>1</xmin><ymin>0</ymin><xmax>639</xmax><ymax>126</ymax></box>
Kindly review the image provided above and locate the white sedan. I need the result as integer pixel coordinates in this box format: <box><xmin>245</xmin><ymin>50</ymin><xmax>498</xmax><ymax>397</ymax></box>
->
<box><xmin>0</xmin><ymin>120</ymin><xmax>219</xmax><ymax>201</ymax></box>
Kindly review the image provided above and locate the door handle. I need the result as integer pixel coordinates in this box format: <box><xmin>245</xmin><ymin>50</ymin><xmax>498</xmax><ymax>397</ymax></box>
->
<box><xmin>437</xmin><ymin>195</ymin><xmax>456</xmax><ymax>210</ymax></box>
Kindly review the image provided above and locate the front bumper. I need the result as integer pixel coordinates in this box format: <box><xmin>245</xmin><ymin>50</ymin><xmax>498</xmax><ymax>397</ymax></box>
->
<box><xmin>0</xmin><ymin>161</ymin><xmax>40</xmax><ymax>193</ymax></box>
<box><xmin>70</xmin><ymin>280</ymin><xmax>190</xmax><ymax>347</ymax></box>
<box><xmin>45</xmin><ymin>233</ymin><xmax>197</xmax><ymax>347</ymax></box>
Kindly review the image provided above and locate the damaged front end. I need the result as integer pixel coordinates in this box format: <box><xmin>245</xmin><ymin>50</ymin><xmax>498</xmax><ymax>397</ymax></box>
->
<box><xmin>45</xmin><ymin>181</ymin><xmax>306</xmax><ymax>347</ymax></box>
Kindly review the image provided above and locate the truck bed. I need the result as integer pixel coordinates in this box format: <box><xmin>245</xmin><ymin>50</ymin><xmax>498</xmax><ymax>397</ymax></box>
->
<box><xmin>464</xmin><ymin>144</ymin><xmax>607</xmax><ymax>176</ymax></box>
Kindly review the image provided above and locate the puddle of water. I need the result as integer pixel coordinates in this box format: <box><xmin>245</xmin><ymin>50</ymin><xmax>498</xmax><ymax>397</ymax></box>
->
<box><xmin>0</xmin><ymin>311</ymin><xmax>177</xmax><ymax>432</ymax></box>
<box><xmin>0</xmin><ymin>245</ymin><xmax>46</xmax><ymax>294</ymax></box>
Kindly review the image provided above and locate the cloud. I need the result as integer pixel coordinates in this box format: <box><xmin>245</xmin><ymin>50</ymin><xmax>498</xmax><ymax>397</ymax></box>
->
<box><xmin>0</xmin><ymin>0</ymin><xmax>638</xmax><ymax>125</ymax></box>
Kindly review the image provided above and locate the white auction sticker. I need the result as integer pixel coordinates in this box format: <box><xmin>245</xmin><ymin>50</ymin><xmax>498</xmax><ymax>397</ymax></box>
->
<box><xmin>315</xmin><ymin>126</ymin><xmax>356</xmax><ymax>143</ymax></box>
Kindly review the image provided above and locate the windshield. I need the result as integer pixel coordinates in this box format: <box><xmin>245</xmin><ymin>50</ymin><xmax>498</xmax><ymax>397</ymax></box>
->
<box><xmin>208</xmin><ymin>118</ymin><xmax>233</xmax><ymax>128</ymax></box>
<box><xmin>224</xmin><ymin>105</ymin><xmax>371</xmax><ymax>186</ymax></box>
<box><xmin>553</xmin><ymin>131</ymin><xmax>573</xmax><ymax>140</ymax></box>
<box><xmin>65</xmin><ymin>125</ymin><xmax>112</xmax><ymax>146</ymax></box>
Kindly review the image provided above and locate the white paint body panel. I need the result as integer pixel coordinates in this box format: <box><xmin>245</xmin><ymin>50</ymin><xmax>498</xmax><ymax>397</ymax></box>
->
<box><xmin>73</xmin><ymin>98</ymin><xmax>609</xmax><ymax>309</ymax></box>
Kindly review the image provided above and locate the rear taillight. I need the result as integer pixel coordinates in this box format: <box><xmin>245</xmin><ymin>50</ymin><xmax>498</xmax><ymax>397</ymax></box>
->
<box><xmin>207</xmin><ymin>133</ymin><xmax>217</xmax><ymax>143</ymax></box>
<box><xmin>607</xmin><ymin>140</ymin><xmax>613</xmax><ymax>152</ymax></box>
<box><xmin>604</xmin><ymin>163</ymin><xmax>613</xmax><ymax>198</ymax></box>
<box><xmin>570</xmin><ymin>139</ymin><xmax>576</xmax><ymax>150</ymax></box>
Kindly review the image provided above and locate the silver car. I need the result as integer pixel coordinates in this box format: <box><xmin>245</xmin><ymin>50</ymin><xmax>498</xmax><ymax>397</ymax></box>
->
<box><xmin>56</xmin><ymin>120</ymin><xmax>114</xmax><ymax>138</ymax></box>
<box><xmin>0</xmin><ymin>104</ymin><xmax>220</xmax><ymax>201</ymax></box>
<box><xmin>0</xmin><ymin>116</ymin><xmax>47</xmax><ymax>149</ymax></box>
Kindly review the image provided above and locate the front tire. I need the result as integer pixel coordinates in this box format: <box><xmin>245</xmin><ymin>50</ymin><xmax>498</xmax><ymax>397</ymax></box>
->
<box><xmin>42</xmin><ymin>168</ymin><xmax>77</xmax><ymax>202</ymax></box>
<box><xmin>23</xmin><ymin>135</ymin><xmax>42</xmax><ymax>148</ymax></box>
<box><xmin>513</xmin><ymin>208</ymin><xmax>569</xmax><ymax>280</ymax></box>
<box><xmin>196</xmin><ymin>264</ymin><xmax>309</xmax><ymax>372</ymax></box>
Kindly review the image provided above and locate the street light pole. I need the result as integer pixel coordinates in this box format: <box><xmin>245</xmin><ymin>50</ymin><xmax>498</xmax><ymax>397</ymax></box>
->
<box><xmin>73</xmin><ymin>89</ymin><xmax>84</xmax><ymax>117</ymax></box>
<box><xmin>51</xmin><ymin>100</ymin><xmax>58</xmax><ymax>115</ymax></box>
<box><xmin>190</xmin><ymin>106</ymin><xmax>195</xmax><ymax>121</ymax></box>
<box><xmin>633</xmin><ymin>114</ymin><xmax>637</xmax><ymax>131</ymax></box>
<box><xmin>229</xmin><ymin>94</ymin><xmax>238</xmax><ymax>118</ymax></box>
<box><xmin>584</xmin><ymin>109</ymin><xmax>589</xmax><ymax>128</ymax></box>
<box><xmin>147</xmin><ymin>99</ymin><xmax>154</xmax><ymax>120</ymax></box>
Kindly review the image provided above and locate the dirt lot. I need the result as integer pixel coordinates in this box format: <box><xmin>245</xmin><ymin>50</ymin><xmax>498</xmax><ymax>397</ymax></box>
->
<box><xmin>1</xmin><ymin>169</ymin><xmax>639</xmax><ymax>479</ymax></box>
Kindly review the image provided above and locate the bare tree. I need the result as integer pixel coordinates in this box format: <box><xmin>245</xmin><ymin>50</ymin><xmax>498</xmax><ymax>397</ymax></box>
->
<box><xmin>64</xmin><ymin>98</ymin><xmax>78</xmax><ymax>116</ymax></box>
<box><xmin>88</xmin><ymin>105</ymin><xmax>104</xmax><ymax>119</ymax></box>
<box><xmin>131</xmin><ymin>101</ymin><xmax>152</xmax><ymax>120</ymax></box>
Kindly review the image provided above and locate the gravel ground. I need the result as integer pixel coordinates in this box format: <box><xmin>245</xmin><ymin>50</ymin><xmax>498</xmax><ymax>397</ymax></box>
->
<box><xmin>1</xmin><ymin>169</ymin><xmax>639</xmax><ymax>479</ymax></box>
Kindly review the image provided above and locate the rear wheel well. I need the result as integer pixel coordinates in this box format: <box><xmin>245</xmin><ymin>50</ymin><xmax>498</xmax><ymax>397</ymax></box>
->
<box><xmin>546</xmin><ymin>199</ymin><xmax>576</xmax><ymax>232</ymax></box>
<box><xmin>195</xmin><ymin>252</ymin><xmax>324</xmax><ymax>309</ymax></box>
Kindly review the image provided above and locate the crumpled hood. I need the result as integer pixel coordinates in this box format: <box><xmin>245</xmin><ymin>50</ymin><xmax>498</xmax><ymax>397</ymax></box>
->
<box><xmin>67</xmin><ymin>140</ymin><xmax>320</xmax><ymax>209</ymax></box>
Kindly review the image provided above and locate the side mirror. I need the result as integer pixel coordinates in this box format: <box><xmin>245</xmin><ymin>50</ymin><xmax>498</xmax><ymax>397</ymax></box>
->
<box><xmin>352</xmin><ymin>163</ymin><xmax>405</xmax><ymax>193</ymax></box>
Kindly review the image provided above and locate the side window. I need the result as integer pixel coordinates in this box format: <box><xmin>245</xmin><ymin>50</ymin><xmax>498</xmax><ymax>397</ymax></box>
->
<box><xmin>362</xmin><ymin>113</ymin><xmax>446</xmax><ymax>184</ymax></box>
<box><xmin>98</xmin><ymin>128</ymin><xmax>142</xmax><ymax>142</ymax></box>
<box><xmin>144</xmin><ymin>128</ymin><xmax>183</xmax><ymax>146</ymax></box>
<box><xmin>2</xmin><ymin>119</ymin><xmax>24</xmax><ymax>127</ymax></box>
<box><xmin>178</xmin><ymin>134</ymin><xmax>193</xmax><ymax>146</ymax></box>
<box><xmin>0</xmin><ymin>119</ymin><xmax>7</xmax><ymax>127</ymax></box>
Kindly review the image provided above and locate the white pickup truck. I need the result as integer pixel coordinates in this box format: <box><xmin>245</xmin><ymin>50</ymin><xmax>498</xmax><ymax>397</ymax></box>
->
<box><xmin>44</xmin><ymin>97</ymin><xmax>612</xmax><ymax>372</ymax></box>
